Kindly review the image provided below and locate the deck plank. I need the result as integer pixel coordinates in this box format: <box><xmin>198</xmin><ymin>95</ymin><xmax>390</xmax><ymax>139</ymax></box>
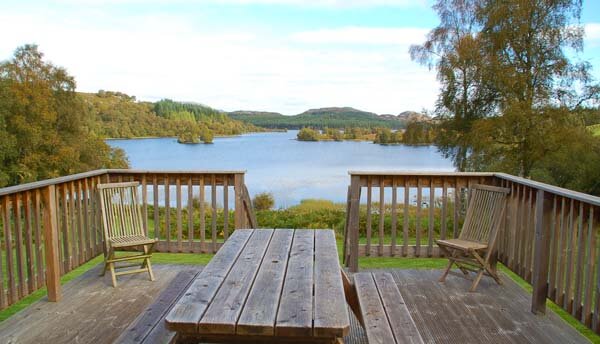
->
<box><xmin>115</xmin><ymin>269</ymin><xmax>200</xmax><ymax>344</ymax></box>
<box><xmin>0</xmin><ymin>265</ymin><xmax>589</xmax><ymax>344</ymax></box>
<box><xmin>237</xmin><ymin>229</ymin><xmax>294</xmax><ymax>335</ymax></box>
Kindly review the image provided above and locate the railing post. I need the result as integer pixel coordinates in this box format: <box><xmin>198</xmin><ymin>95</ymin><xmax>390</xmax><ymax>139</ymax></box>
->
<box><xmin>347</xmin><ymin>175</ymin><xmax>361</xmax><ymax>272</ymax></box>
<box><xmin>234</xmin><ymin>173</ymin><xmax>246</xmax><ymax>229</ymax></box>
<box><xmin>42</xmin><ymin>185</ymin><xmax>61</xmax><ymax>302</ymax></box>
<box><xmin>532</xmin><ymin>189</ymin><xmax>552</xmax><ymax>314</ymax></box>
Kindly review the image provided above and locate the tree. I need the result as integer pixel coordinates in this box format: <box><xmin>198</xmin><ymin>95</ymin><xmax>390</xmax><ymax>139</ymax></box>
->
<box><xmin>176</xmin><ymin>121</ymin><xmax>202</xmax><ymax>144</ymax></box>
<box><xmin>0</xmin><ymin>45</ymin><xmax>128</xmax><ymax>186</ymax></box>
<box><xmin>200</xmin><ymin>127</ymin><xmax>214</xmax><ymax>144</ymax></box>
<box><xmin>297</xmin><ymin>128</ymin><xmax>320</xmax><ymax>141</ymax></box>
<box><xmin>253</xmin><ymin>192</ymin><xmax>275</xmax><ymax>211</ymax></box>
<box><xmin>410</xmin><ymin>0</ymin><xmax>497</xmax><ymax>170</ymax></box>
<box><xmin>412</xmin><ymin>0</ymin><xmax>600</xmax><ymax>185</ymax></box>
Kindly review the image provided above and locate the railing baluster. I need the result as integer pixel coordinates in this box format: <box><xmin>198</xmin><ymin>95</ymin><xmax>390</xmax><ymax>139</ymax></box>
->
<box><xmin>211</xmin><ymin>175</ymin><xmax>217</xmax><ymax>253</ymax></box>
<box><xmin>416</xmin><ymin>178</ymin><xmax>422</xmax><ymax>257</ymax></box>
<box><xmin>428</xmin><ymin>179</ymin><xmax>434</xmax><ymax>257</ymax></box>
<box><xmin>548</xmin><ymin>195</ymin><xmax>559</xmax><ymax>301</ymax></box>
<box><xmin>200</xmin><ymin>175</ymin><xmax>206</xmax><ymax>245</ymax></box>
<box><xmin>153</xmin><ymin>175</ymin><xmax>159</xmax><ymax>241</ymax></box>
<box><xmin>0</xmin><ymin>196</ymin><xmax>9</xmax><ymax>307</ymax></box>
<box><xmin>583</xmin><ymin>206</ymin><xmax>596</xmax><ymax>326</ymax></box>
<box><xmin>176</xmin><ymin>177</ymin><xmax>182</xmax><ymax>252</ymax></box>
<box><xmin>574</xmin><ymin>202</ymin><xmax>587</xmax><ymax>319</ymax></box>
<box><xmin>565</xmin><ymin>199</ymin><xmax>576</xmax><ymax>311</ymax></box>
<box><xmin>441</xmin><ymin>180</ymin><xmax>448</xmax><ymax>241</ymax></box>
<box><xmin>391</xmin><ymin>177</ymin><xmax>397</xmax><ymax>257</ymax></box>
<box><xmin>23</xmin><ymin>191</ymin><xmax>35</xmax><ymax>293</ymax></box>
<box><xmin>164</xmin><ymin>175</ymin><xmax>171</xmax><ymax>252</ymax></box>
<box><xmin>142</xmin><ymin>175</ymin><xmax>148</xmax><ymax>236</ymax></box>
<box><xmin>378</xmin><ymin>177</ymin><xmax>384</xmax><ymax>256</ymax></box>
<box><xmin>223</xmin><ymin>176</ymin><xmax>229</xmax><ymax>240</ymax></box>
<box><xmin>34</xmin><ymin>189</ymin><xmax>44</xmax><ymax>288</ymax></box>
<box><xmin>13</xmin><ymin>193</ymin><xmax>25</xmax><ymax>298</ymax></box>
<box><xmin>365</xmin><ymin>176</ymin><xmax>372</xmax><ymax>257</ymax></box>
<box><xmin>403</xmin><ymin>179</ymin><xmax>409</xmax><ymax>257</ymax></box>
<box><xmin>188</xmin><ymin>177</ymin><xmax>194</xmax><ymax>252</ymax></box>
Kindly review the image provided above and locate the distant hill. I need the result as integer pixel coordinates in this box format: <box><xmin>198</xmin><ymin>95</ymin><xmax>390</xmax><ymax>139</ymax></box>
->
<box><xmin>228</xmin><ymin>107</ymin><xmax>414</xmax><ymax>129</ymax></box>
<box><xmin>81</xmin><ymin>91</ymin><xmax>259</xmax><ymax>139</ymax></box>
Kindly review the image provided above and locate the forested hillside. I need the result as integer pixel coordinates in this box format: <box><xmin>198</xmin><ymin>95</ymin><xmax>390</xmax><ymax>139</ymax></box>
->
<box><xmin>229</xmin><ymin>107</ymin><xmax>408</xmax><ymax>129</ymax></box>
<box><xmin>84</xmin><ymin>92</ymin><xmax>261</xmax><ymax>140</ymax></box>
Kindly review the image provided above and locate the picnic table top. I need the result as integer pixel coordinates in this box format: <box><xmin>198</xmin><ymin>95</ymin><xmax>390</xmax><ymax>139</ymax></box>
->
<box><xmin>165</xmin><ymin>228</ymin><xmax>350</xmax><ymax>342</ymax></box>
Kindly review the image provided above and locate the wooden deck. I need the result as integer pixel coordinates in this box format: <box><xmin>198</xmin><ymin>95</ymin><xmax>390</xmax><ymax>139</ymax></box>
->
<box><xmin>0</xmin><ymin>264</ymin><xmax>587</xmax><ymax>344</ymax></box>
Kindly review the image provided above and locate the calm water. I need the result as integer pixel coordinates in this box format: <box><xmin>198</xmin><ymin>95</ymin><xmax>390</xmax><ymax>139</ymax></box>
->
<box><xmin>107</xmin><ymin>130</ymin><xmax>454</xmax><ymax>207</ymax></box>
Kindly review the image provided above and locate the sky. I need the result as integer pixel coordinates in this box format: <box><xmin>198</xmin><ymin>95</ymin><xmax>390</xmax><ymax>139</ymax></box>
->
<box><xmin>1</xmin><ymin>0</ymin><xmax>600</xmax><ymax>116</ymax></box>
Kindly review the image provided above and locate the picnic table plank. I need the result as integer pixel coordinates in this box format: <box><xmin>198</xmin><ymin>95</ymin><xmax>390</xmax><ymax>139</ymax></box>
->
<box><xmin>198</xmin><ymin>229</ymin><xmax>274</xmax><ymax>334</ymax></box>
<box><xmin>237</xmin><ymin>229</ymin><xmax>294</xmax><ymax>335</ymax></box>
<box><xmin>313</xmin><ymin>229</ymin><xmax>350</xmax><ymax>337</ymax></box>
<box><xmin>373</xmin><ymin>272</ymin><xmax>424</xmax><ymax>343</ymax></box>
<box><xmin>275</xmin><ymin>229</ymin><xmax>315</xmax><ymax>337</ymax></box>
<box><xmin>165</xmin><ymin>229</ymin><xmax>253</xmax><ymax>333</ymax></box>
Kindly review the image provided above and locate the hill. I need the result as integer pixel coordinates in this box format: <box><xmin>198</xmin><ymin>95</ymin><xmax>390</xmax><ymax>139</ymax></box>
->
<box><xmin>228</xmin><ymin>107</ymin><xmax>410</xmax><ymax>129</ymax></box>
<box><xmin>81</xmin><ymin>91</ymin><xmax>260</xmax><ymax>139</ymax></box>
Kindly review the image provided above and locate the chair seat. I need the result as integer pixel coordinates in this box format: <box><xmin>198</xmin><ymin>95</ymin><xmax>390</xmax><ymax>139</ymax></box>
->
<box><xmin>436</xmin><ymin>239</ymin><xmax>488</xmax><ymax>251</ymax></box>
<box><xmin>111</xmin><ymin>236</ymin><xmax>157</xmax><ymax>248</ymax></box>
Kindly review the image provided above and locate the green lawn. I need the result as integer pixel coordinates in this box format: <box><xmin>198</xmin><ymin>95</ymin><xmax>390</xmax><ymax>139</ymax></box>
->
<box><xmin>0</xmin><ymin>242</ymin><xmax>598</xmax><ymax>343</ymax></box>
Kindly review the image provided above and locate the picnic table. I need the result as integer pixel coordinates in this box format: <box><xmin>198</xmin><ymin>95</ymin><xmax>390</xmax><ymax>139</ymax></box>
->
<box><xmin>165</xmin><ymin>228</ymin><xmax>350</xmax><ymax>343</ymax></box>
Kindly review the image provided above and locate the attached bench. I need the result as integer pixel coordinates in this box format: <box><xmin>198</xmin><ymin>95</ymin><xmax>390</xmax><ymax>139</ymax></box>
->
<box><xmin>354</xmin><ymin>272</ymin><xmax>424</xmax><ymax>344</ymax></box>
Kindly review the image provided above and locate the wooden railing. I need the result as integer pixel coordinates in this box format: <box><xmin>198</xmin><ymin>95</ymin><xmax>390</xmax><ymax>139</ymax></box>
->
<box><xmin>344</xmin><ymin>171</ymin><xmax>600</xmax><ymax>334</ymax></box>
<box><xmin>0</xmin><ymin>169</ymin><xmax>256</xmax><ymax>309</ymax></box>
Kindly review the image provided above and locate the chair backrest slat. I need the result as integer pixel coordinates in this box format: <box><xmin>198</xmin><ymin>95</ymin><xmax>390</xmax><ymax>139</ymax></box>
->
<box><xmin>98</xmin><ymin>182</ymin><xmax>145</xmax><ymax>241</ymax></box>
<box><xmin>459</xmin><ymin>184</ymin><xmax>510</xmax><ymax>244</ymax></box>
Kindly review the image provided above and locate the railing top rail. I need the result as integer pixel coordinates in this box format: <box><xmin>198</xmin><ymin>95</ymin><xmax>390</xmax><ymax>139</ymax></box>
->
<box><xmin>0</xmin><ymin>169</ymin><xmax>110</xmax><ymax>197</ymax></box>
<box><xmin>494</xmin><ymin>173</ymin><xmax>600</xmax><ymax>207</ymax></box>
<box><xmin>0</xmin><ymin>169</ymin><xmax>247</xmax><ymax>197</ymax></box>
<box><xmin>105</xmin><ymin>169</ymin><xmax>247</xmax><ymax>175</ymax></box>
<box><xmin>348</xmin><ymin>171</ymin><xmax>495</xmax><ymax>177</ymax></box>
<box><xmin>348</xmin><ymin>170</ymin><xmax>600</xmax><ymax>207</ymax></box>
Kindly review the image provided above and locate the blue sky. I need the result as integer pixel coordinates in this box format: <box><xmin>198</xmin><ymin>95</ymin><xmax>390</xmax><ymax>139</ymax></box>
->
<box><xmin>1</xmin><ymin>0</ymin><xmax>599</xmax><ymax>115</ymax></box>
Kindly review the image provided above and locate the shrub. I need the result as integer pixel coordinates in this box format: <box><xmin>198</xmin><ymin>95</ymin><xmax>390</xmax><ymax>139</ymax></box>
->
<box><xmin>253</xmin><ymin>192</ymin><xmax>275</xmax><ymax>211</ymax></box>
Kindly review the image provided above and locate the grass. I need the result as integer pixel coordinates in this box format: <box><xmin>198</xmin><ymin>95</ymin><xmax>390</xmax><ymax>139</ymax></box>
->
<box><xmin>589</xmin><ymin>124</ymin><xmax>600</xmax><ymax>137</ymax></box>
<box><xmin>0</xmin><ymin>241</ymin><xmax>598</xmax><ymax>343</ymax></box>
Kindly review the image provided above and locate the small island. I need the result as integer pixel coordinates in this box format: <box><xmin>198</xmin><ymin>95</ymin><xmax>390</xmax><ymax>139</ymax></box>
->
<box><xmin>296</xmin><ymin>120</ymin><xmax>435</xmax><ymax>145</ymax></box>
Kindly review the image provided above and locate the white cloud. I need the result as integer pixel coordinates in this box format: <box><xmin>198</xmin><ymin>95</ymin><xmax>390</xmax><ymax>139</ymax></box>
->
<box><xmin>0</xmin><ymin>8</ymin><xmax>438</xmax><ymax>115</ymax></box>
<box><xmin>585</xmin><ymin>23</ymin><xmax>600</xmax><ymax>41</ymax></box>
<box><xmin>292</xmin><ymin>27</ymin><xmax>428</xmax><ymax>45</ymax></box>
<box><xmin>53</xmin><ymin>0</ymin><xmax>427</xmax><ymax>7</ymax></box>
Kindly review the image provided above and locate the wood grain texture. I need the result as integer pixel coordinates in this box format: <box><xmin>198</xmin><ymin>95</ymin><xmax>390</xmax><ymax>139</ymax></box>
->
<box><xmin>197</xmin><ymin>229</ymin><xmax>274</xmax><ymax>334</ymax></box>
<box><xmin>372</xmin><ymin>272</ymin><xmax>424</xmax><ymax>344</ymax></box>
<box><xmin>276</xmin><ymin>229</ymin><xmax>315</xmax><ymax>337</ymax></box>
<box><xmin>354</xmin><ymin>273</ymin><xmax>396</xmax><ymax>344</ymax></box>
<box><xmin>237</xmin><ymin>229</ymin><xmax>294</xmax><ymax>335</ymax></box>
<box><xmin>313</xmin><ymin>230</ymin><xmax>350</xmax><ymax>337</ymax></box>
<box><xmin>165</xmin><ymin>229</ymin><xmax>253</xmax><ymax>332</ymax></box>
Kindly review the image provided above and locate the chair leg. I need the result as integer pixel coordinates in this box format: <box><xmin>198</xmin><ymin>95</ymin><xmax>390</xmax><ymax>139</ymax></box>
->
<box><xmin>100</xmin><ymin>249</ymin><xmax>113</xmax><ymax>277</ymax></box>
<box><xmin>470</xmin><ymin>268</ymin><xmax>485</xmax><ymax>292</ymax></box>
<box><xmin>142</xmin><ymin>244</ymin><xmax>155</xmax><ymax>281</ymax></box>
<box><xmin>439</xmin><ymin>258</ymin><xmax>454</xmax><ymax>282</ymax></box>
<box><xmin>109</xmin><ymin>261</ymin><xmax>117</xmax><ymax>287</ymax></box>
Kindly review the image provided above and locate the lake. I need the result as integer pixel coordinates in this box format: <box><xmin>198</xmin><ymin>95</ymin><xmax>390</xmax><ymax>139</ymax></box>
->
<box><xmin>107</xmin><ymin>130</ymin><xmax>454</xmax><ymax>207</ymax></box>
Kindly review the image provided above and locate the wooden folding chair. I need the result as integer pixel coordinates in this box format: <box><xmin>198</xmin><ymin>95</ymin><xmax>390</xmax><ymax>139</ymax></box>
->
<box><xmin>98</xmin><ymin>182</ymin><xmax>157</xmax><ymax>287</ymax></box>
<box><xmin>437</xmin><ymin>184</ymin><xmax>510</xmax><ymax>292</ymax></box>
